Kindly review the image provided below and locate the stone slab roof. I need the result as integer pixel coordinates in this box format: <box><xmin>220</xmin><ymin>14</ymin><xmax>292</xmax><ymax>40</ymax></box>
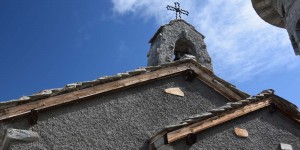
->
<box><xmin>0</xmin><ymin>58</ymin><xmax>250</xmax><ymax>121</ymax></box>
<box><xmin>0</xmin><ymin>57</ymin><xmax>299</xmax><ymax>150</ymax></box>
<box><xmin>149</xmin><ymin>89</ymin><xmax>300</xmax><ymax>149</ymax></box>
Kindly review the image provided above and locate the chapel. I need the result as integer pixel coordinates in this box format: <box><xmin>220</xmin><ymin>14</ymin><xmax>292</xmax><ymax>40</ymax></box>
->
<box><xmin>0</xmin><ymin>7</ymin><xmax>299</xmax><ymax>150</ymax></box>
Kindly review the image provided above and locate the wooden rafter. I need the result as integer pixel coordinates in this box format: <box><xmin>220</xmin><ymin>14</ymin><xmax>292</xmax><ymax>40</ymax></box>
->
<box><xmin>272</xmin><ymin>96</ymin><xmax>300</xmax><ymax>124</ymax></box>
<box><xmin>167</xmin><ymin>99</ymin><xmax>272</xmax><ymax>143</ymax></box>
<box><xmin>0</xmin><ymin>61</ymin><xmax>244</xmax><ymax>121</ymax></box>
<box><xmin>0</xmin><ymin>64</ymin><xmax>189</xmax><ymax>121</ymax></box>
<box><xmin>189</xmin><ymin>65</ymin><xmax>243</xmax><ymax>101</ymax></box>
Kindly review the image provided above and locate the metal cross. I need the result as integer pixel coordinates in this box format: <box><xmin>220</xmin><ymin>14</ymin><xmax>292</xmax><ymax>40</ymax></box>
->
<box><xmin>166</xmin><ymin>2</ymin><xmax>189</xmax><ymax>19</ymax></box>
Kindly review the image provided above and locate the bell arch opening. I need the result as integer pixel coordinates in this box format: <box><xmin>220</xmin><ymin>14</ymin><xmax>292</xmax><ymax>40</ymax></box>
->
<box><xmin>173</xmin><ymin>38</ymin><xmax>196</xmax><ymax>61</ymax></box>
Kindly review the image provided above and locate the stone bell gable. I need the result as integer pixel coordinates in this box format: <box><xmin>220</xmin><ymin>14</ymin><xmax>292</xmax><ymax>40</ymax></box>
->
<box><xmin>147</xmin><ymin>19</ymin><xmax>213</xmax><ymax>70</ymax></box>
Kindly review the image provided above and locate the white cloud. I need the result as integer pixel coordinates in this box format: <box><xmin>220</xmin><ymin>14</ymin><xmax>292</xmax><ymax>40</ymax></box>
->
<box><xmin>111</xmin><ymin>0</ymin><xmax>300</xmax><ymax>82</ymax></box>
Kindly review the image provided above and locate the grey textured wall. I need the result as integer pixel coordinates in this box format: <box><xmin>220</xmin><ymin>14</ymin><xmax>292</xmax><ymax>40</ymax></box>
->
<box><xmin>170</xmin><ymin>108</ymin><xmax>300</xmax><ymax>150</ymax></box>
<box><xmin>6</xmin><ymin>75</ymin><xmax>229</xmax><ymax>150</ymax></box>
<box><xmin>147</xmin><ymin>20</ymin><xmax>212</xmax><ymax>70</ymax></box>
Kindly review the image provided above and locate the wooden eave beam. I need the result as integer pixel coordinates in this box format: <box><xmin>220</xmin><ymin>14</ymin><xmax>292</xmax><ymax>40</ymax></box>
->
<box><xmin>189</xmin><ymin>65</ymin><xmax>243</xmax><ymax>101</ymax></box>
<box><xmin>0</xmin><ymin>64</ymin><xmax>191</xmax><ymax>121</ymax></box>
<box><xmin>277</xmin><ymin>107</ymin><xmax>300</xmax><ymax>125</ymax></box>
<box><xmin>167</xmin><ymin>98</ymin><xmax>272</xmax><ymax>143</ymax></box>
<box><xmin>271</xmin><ymin>96</ymin><xmax>300</xmax><ymax>124</ymax></box>
<box><xmin>0</xmin><ymin>61</ymin><xmax>244</xmax><ymax>121</ymax></box>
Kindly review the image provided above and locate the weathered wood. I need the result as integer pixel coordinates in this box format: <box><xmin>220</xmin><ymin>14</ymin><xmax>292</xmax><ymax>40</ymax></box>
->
<box><xmin>189</xmin><ymin>65</ymin><xmax>243</xmax><ymax>101</ymax></box>
<box><xmin>0</xmin><ymin>62</ymin><xmax>246</xmax><ymax>121</ymax></box>
<box><xmin>0</xmin><ymin>64</ymin><xmax>190</xmax><ymax>121</ymax></box>
<box><xmin>167</xmin><ymin>99</ymin><xmax>271</xmax><ymax>143</ymax></box>
<box><xmin>272</xmin><ymin>96</ymin><xmax>300</xmax><ymax>124</ymax></box>
<box><xmin>276</xmin><ymin>104</ymin><xmax>300</xmax><ymax>125</ymax></box>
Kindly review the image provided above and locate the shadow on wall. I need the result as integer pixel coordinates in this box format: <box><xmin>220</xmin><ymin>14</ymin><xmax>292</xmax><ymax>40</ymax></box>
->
<box><xmin>139</xmin><ymin>140</ymin><xmax>149</xmax><ymax>150</ymax></box>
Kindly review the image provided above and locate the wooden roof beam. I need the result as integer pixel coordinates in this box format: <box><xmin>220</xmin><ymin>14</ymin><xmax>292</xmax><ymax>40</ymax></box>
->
<box><xmin>0</xmin><ymin>64</ymin><xmax>190</xmax><ymax>121</ymax></box>
<box><xmin>0</xmin><ymin>61</ymin><xmax>245</xmax><ymax>121</ymax></box>
<box><xmin>189</xmin><ymin>65</ymin><xmax>243</xmax><ymax>101</ymax></box>
<box><xmin>167</xmin><ymin>99</ymin><xmax>272</xmax><ymax>143</ymax></box>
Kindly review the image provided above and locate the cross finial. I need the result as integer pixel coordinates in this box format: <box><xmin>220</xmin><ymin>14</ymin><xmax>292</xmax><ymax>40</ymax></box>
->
<box><xmin>166</xmin><ymin>2</ymin><xmax>189</xmax><ymax>19</ymax></box>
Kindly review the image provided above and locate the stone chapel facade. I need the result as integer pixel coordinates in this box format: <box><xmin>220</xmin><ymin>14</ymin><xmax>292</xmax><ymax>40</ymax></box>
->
<box><xmin>0</xmin><ymin>19</ymin><xmax>299</xmax><ymax>150</ymax></box>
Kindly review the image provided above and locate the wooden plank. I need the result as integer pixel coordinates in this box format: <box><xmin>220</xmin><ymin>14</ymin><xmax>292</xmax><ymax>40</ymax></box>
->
<box><xmin>275</xmin><ymin>104</ymin><xmax>300</xmax><ymax>124</ymax></box>
<box><xmin>271</xmin><ymin>96</ymin><xmax>300</xmax><ymax>124</ymax></box>
<box><xmin>0</xmin><ymin>64</ymin><xmax>190</xmax><ymax>121</ymax></box>
<box><xmin>0</xmin><ymin>93</ymin><xmax>79</xmax><ymax>120</ymax></box>
<box><xmin>189</xmin><ymin>65</ymin><xmax>243</xmax><ymax>101</ymax></box>
<box><xmin>167</xmin><ymin>99</ymin><xmax>271</xmax><ymax>143</ymax></box>
<box><xmin>0</xmin><ymin>61</ymin><xmax>247</xmax><ymax>121</ymax></box>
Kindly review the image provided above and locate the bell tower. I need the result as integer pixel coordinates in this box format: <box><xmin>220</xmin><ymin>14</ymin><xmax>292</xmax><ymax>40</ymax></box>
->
<box><xmin>147</xmin><ymin>19</ymin><xmax>213</xmax><ymax>70</ymax></box>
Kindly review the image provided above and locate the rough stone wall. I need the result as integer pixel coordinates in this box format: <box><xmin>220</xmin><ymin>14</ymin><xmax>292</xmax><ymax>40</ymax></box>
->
<box><xmin>273</xmin><ymin>0</ymin><xmax>300</xmax><ymax>54</ymax></box>
<box><xmin>5</xmin><ymin>75</ymin><xmax>229</xmax><ymax>150</ymax></box>
<box><xmin>169</xmin><ymin>108</ymin><xmax>300</xmax><ymax>150</ymax></box>
<box><xmin>147</xmin><ymin>20</ymin><xmax>212</xmax><ymax>70</ymax></box>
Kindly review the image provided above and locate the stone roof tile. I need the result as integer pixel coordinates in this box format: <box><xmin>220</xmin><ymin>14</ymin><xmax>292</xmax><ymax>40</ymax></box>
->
<box><xmin>149</xmin><ymin>90</ymin><xmax>300</xmax><ymax>148</ymax></box>
<box><xmin>0</xmin><ymin>59</ymin><xmax>255</xmax><ymax>117</ymax></box>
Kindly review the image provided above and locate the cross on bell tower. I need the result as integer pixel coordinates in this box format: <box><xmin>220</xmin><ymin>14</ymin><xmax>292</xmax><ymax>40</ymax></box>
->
<box><xmin>166</xmin><ymin>2</ymin><xmax>189</xmax><ymax>19</ymax></box>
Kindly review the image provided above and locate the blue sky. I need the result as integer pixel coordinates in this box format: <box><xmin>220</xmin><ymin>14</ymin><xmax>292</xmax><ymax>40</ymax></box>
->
<box><xmin>0</xmin><ymin>0</ymin><xmax>299</xmax><ymax>107</ymax></box>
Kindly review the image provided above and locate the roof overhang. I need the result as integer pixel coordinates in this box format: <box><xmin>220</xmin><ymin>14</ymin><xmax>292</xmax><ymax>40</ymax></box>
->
<box><xmin>251</xmin><ymin>0</ymin><xmax>285</xmax><ymax>28</ymax></box>
<box><xmin>149</xmin><ymin>91</ymin><xmax>300</xmax><ymax>149</ymax></box>
<box><xmin>0</xmin><ymin>59</ymin><xmax>249</xmax><ymax>121</ymax></box>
